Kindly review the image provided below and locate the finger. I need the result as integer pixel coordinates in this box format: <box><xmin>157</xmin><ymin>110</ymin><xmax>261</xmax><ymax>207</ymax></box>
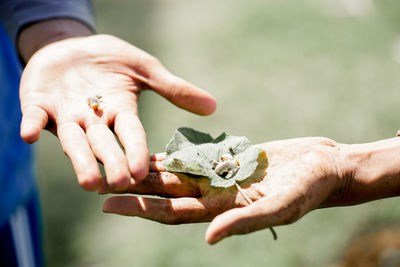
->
<box><xmin>149</xmin><ymin>152</ymin><xmax>166</xmax><ymax>171</ymax></box>
<box><xmin>57</xmin><ymin>122</ymin><xmax>102</xmax><ymax>190</ymax></box>
<box><xmin>206</xmin><ymin>198</ymin><xmax>296</xmax><ymax>244</ymax></box>
<box><xmin>114</xmin><ymin>111</ymin><xmax>149</xmax><ymax>181</ymax></box>
<box><xmin>20</xmin><ymin>105</ymin><xmax>48</xmax><ymax>143</ymax></box>
<box><xmin>146</xmin><ymin>64</ymin><xmax>216</xmax><ymax>116</ymax></box>
<box><xmin>103</xmin><ymin>196</ymin><xmax>212</xmax><ymax>224</ymax></box>
<box><xmin>99</xmin><ymin>172</ymin><xmax>201</xmax><ymax>198</ymax></box>
<box><xmin>86</xmin><ymin>124</ymin><xmax>130</xmax><ymax>190</ymax></box>
<box><xmin>150</xmin><ymin>152</ymin><xmax>166</xmax><ymax>162</ymax></box>
<box><xmin>149</xmin><ymin>160</ymin><xmax>165</xmax><ymax>172</ymax></box>
<box><xmin>396</xmin><ymin>130</ymin><xmax>400</xmax><ymax>137</ymax></box>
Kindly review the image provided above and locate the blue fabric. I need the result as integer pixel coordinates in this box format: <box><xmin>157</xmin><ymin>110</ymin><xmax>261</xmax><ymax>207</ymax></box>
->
<box><xmin>0</xmin><ymin>0</ymin><xmax>95</xmax><ymax>45</ymax></box>
<box><xmin>0</xmin><ymin>221</ymin><xmax>18</xmax><ymax>266</ymax></box>
<box><xmin>0</xmin><ymin>22</ymin><xmax>36</xmax><ymax>228</ymax></box>
<box><xmin>0</xmin><ymin>191</ymin><xmax>43</xmax><ymax>267</ymax></box>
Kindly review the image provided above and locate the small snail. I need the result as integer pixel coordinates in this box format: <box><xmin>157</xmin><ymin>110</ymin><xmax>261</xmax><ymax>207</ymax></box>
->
<box><xmin>87</xmin><ymin>95</ymin><xmax>103</xmax><ymax>111</ymax></box>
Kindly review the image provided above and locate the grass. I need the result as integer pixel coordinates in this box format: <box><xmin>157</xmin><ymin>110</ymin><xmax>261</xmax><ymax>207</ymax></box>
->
<box><xmin>36</xmin><ymin>0</ymin><xmax>400</xmax><ymax>266</ymax></box>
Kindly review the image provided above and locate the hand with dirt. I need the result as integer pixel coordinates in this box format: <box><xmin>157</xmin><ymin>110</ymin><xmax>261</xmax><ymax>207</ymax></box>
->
<box><xmin>102</xmin><ymin>136</ymin><xmax>400</xmax><ymax>244</ymax></box>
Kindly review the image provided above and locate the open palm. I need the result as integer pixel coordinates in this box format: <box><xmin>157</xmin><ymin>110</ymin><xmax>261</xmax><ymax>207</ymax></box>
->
<box><xmin>103</xmin><ymin>137</ymin><xmax>343</xmax><ymax>244</ymax></box>
<box><xmin>19</xmin><ymin>34</ymin><xmax>216</xmax><ymax>191</ymax></box>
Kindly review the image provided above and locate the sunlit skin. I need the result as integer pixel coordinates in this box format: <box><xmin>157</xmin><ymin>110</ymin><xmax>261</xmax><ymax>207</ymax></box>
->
<box><xmin>18</xmin><ymin>19</ymin><xmax>216</xmax><ymax>191</ymax></box>
<box><xmin>102</xmin><ymin>136</ymin><xmax>400</xmax><ymax>244</ymax></box>
<box><xmin>102</xmin><ymin>138</ymin><xmax>341</xmax><ymax>244</ymax></box>
<box><xmin>17</xmin><ymin>19</ymin><xmax>400</xmax><ymax>245</ymax></box>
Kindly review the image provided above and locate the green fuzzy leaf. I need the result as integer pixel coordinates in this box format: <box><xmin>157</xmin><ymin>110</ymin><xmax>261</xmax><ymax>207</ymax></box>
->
<box><xmin>163</xmin><ymin>128</ymin><xmax>268</xmax><ymax>188</ymax></box>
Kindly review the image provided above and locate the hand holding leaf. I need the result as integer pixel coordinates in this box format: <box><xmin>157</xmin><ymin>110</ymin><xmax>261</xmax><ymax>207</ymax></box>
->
<box><xmin>102</xmin><ymin>135</ymin><xmax>343</xmax><ymax>244</ymax></box>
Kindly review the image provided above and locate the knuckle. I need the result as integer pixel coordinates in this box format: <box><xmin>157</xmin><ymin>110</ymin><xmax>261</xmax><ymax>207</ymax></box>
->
<box><xmin>164</xmin><ymin>76</ymin><xmax>180</xmax><ymax>99</ymax></box>
<box><xmin>140</xmin><ymin>53</ymin><xmax>160</xmax><ymax>67</ymax></box>
<box><xmin>318</xmin><ymin>137</ymin><xmax>338</xmax><ymax>148</ymax></box>
<box><xmin>148</xmin><ymin>55</ymin><xmax>161</xmax><ymax>66</ymax></box>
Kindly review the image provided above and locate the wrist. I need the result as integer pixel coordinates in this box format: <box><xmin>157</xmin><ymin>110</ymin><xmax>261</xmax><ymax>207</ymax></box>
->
<box><xmin>18</xmin><ymin>18</ymin><xmax>93</xmax><ymax>63</ymax></box>
<box><xmin>333</xmin><ymin>138</ymin><xmax>400</xmax><ymax>206</ymax></box>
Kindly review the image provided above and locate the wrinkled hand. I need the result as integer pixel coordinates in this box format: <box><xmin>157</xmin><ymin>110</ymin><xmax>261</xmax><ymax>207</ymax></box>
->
<box><xmin>19</xmin><ymin>34</ymin><xmax>216</xmax><ymax>191</ymax></box>
<box><xmin>102</xmin><ymin>137</ymin><xmax>345</xmax><ymax>244</ymax></box>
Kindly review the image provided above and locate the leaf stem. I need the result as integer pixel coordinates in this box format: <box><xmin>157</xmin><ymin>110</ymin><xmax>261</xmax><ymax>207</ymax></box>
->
<box><xmin>234</xmin><ymin>182</ymin><xmax>252</xmax><ymax>203</ymax></box>
<box><xmin>234</xmin><ymin>182</ymin><xmax>277</xmax><ymax>240</ymax></box>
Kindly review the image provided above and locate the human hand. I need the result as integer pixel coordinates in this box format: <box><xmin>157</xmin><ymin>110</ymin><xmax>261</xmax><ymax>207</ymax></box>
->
<box><xmin>102</xmin><ymin>137</ymin><xmax>345</xmax><ymax>244</ymax></box>
<box><xmin>19</xmin><ymin>33</ymin><xmax>216</xmax><ymax>191</ymax></box>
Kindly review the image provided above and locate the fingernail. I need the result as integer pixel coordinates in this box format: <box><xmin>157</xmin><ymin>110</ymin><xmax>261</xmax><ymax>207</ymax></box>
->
<box><xmin>102</xmin><ymin>200</ymin><xmax>112</xmax><ymax>213</ymax></box>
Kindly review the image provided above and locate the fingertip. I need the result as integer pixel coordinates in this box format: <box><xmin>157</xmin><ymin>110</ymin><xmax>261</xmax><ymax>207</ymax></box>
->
<box><xmin>20</xmin><ymin>115</ymin><xmax>44</xmax><ymax>143</ymax></box>
<box><xmin>127</xmin><ymin>148</ymin><xmax>150</xmax><ymax>181</ymax></box>
<box><xmin>205</xmin><ymin>229</ymin><xmax>222</xmax><ymax>245</ymax></box>
<box><xmin>151</xmin><ymin>73</ymin><xmax>217</xmax><ymax>116</ymax></box>
<box><xmin>131</xmin><ymin>166</ymin><xmax>149</xmax><ymax>182</ymax></box>
<box><xmin>128</xmin><ymin>153</ymin><xmax>149</xmax><ymax>181</ymax></box>
<box><xmin>179</xmin><ymin>86</ymin><xmax>217</xmax><ymax>116</ymax></box>
<box><xmin>98</xmin><ymin>177</ymin><xmax>135</xmax><ymax>194</ymax></box>
<box><xmin>107</xmin><ymin>175</ymin><xmax>130</xmax><ymax>191</ymax></box>
<box><xmin>206</xmin><ymin>235</ymin><xmax>223</xmax><ymax>245</ymax></box>
<box><xmin>206</xmin><ymin>215</ymin><xmax>228</xmax><ymax>245</ymax></box>
<box><xmin>20</xmin><ymin>106</ymin><xmax>48</xmax><ymax>143</ymax></box>
<box><xmin>103</xmin><ymin>166</ymin><xmax>131</xmax><ymax>191</ymax></box>
<box><xmin>149</xmin><ymin>160</ymin><xmax>166</xmax><ymax>172</ymax></box>
<box><xmin>150</xmin><ymin>152</ymin><xmax>167</xmax><ymax>161</ymax></box>
<box><xmin>75</xmin><ymin>164</ymin><xmax>103</xmax><ymax>191</ymax></box>
<box><xmin>197</xmin><ymin>95</ymin><xmax>217</xmax><ymax>116</ymax></box>
<box><xmin>206</xmin><ymin>206</ymin><xmax>255</xmax><ymax>244</ymax></box>
<box><xmin>20</xmin><ymin>126</ymin><xmax>41</xmax><ymax>144</ymax></box>
<box><xmin>102</xmin><ymin>197</ymin><xmax>116</xmax><ymax>213</ymax></box>
<box><xmin>102</xmin><ymin>196</ymin><xmax>136</xmax><ymax>215</ymax></box>
<box><xmin>79</xmin><ymin>174</ymin><xmax>103</xmax><ymax>191</ymax></box>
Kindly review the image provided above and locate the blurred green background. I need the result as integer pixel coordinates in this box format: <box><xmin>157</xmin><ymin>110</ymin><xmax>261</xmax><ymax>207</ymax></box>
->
<box><xmin>36</xmin><ymin>0</ymin><xmax>400</xmax><ymax>266</ymax></box>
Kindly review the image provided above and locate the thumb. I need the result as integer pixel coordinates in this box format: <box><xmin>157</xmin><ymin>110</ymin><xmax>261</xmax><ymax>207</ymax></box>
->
<box><xmin>20</xmin><ymin>105</ymin><xmax>48</xmax><ymax>143</ymax></box>
<box><xmin>206</xmin><ymin>199</ymin><xmax>292</xmax><ymax>244</ymax></box>
<box><xmin>146</xmin><ymin>64</ymin><xmax>216</xmax><ymax>116</ymax></box>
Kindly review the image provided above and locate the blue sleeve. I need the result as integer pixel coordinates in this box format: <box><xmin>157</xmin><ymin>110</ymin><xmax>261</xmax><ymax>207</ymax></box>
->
<box><xmin>0</xmin><ymin>0</ymin><xmax>95</xmax><ymax>45</ymax></box>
